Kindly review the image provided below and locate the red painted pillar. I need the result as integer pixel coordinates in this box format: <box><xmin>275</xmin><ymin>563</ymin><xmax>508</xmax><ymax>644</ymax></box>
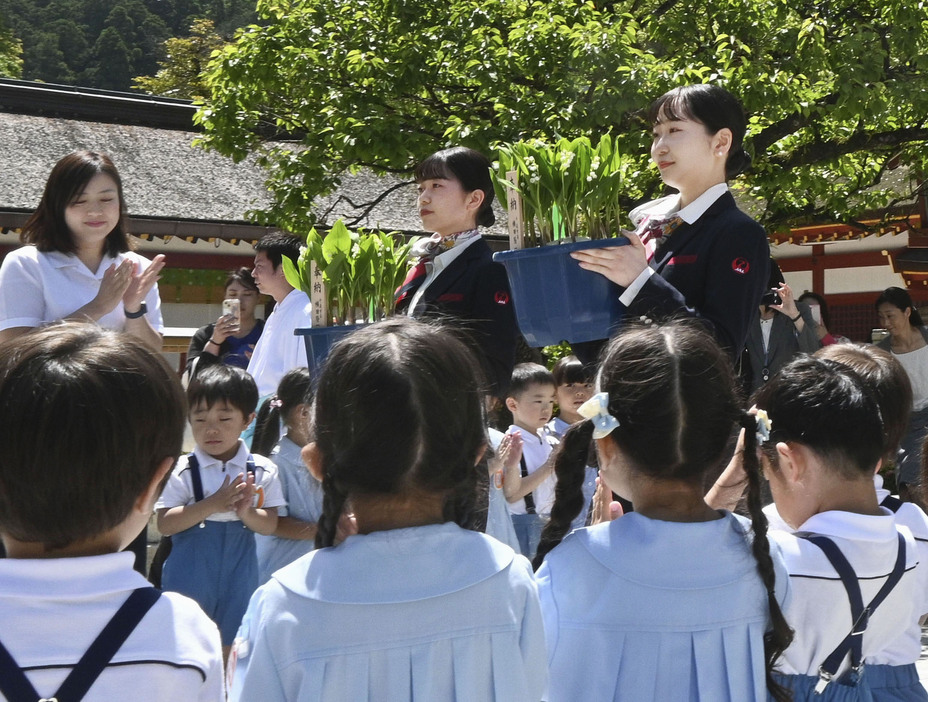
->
<box><xmin>812</xmin><ymin>244</ymin><xmax>825</xmax><ymax>294</ymax></box>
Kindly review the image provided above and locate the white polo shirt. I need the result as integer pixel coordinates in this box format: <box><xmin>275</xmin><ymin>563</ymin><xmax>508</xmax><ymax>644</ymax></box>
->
<box><xmin>246</xmin><ymin>288</ymin><xmax>312</xmax><ymax>397</ymax></box>
<box><xmin>156</xmin><ymin>441</ymin><xmax>285</xmax><ymax>522</ymax></box>
<box><xmin>505</xmin><ymin>425</ymin><xmax>557</xmax><ymax>516</ymax></box>
<box><xmin>0</xmin><ymin>246</ymin><xmax>164</xmax><ymax>332</ymax></box>
<box><xmin>0</xmin><ymin>551</ymin><xmax>224</xmax><ymax>701</ymax></box>
<box><xmin>768</xmin><ymin>510</ymin><xmax>920</xmax><ymax>677</ymax></box>
<box><xmin>765</xmin><ymin>479</ymin><xmax>928</xmax><ymax>666</ymax></box>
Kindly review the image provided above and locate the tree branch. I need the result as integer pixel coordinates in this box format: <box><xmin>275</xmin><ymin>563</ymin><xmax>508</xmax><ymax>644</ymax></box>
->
<box><xmin>767</xmin><ymin>126</ymin><xmax>928</xmax><ymax>170</ymax></box>
<box><xmin>320</xmin><ymin>180</ymin><xmax>415</xmax><ymax>227</ymax></box>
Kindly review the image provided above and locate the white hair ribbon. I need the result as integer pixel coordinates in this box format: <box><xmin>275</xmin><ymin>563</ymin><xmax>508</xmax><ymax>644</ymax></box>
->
<box><xmin>755</xmin><ymin>409</ymin><xmax>772</xmax><ymax>446</ymax></box>
<box><xmin>577</xmin><ymin>392</ymin><xmax>621</xmax><ymax>439</ymax></box>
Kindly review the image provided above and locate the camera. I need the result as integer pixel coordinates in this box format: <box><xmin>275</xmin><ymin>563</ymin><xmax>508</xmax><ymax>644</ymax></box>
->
<box><xmin>760</xmin><ymin>289</ymin><xmax>782</xmax><ymax>307</ymax></box>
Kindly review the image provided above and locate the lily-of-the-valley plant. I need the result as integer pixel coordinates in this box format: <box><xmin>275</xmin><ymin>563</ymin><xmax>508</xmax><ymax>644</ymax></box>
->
<box><xmin>493</xmin><ymin>135</ymin><xmax>630</xmax><ymax>247</ymax></box>
<box><xmin>282</xmin><ymin>219</ymin><xmax>418</xmax><ymax>326</ymax></box>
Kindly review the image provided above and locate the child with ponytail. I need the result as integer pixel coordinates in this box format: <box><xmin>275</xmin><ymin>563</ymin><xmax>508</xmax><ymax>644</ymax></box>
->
<box><xmin>252</xmin><ymin>368</ymin><xmax>323</xmax><ymax>584</ymax></box>
<box><xmin>535</xmin><ymin>321</ymin><xmax>792</xmax><ymax>702</ymax></box>
<box><xmin>754</xmin><ymin>355</ymin><xmax>924</xmax><ymax>701</ymax></box>
<box><xmin>228</xmin><ymin>318</ymin><xmax>546</xmax><ymax>701</ymax></box>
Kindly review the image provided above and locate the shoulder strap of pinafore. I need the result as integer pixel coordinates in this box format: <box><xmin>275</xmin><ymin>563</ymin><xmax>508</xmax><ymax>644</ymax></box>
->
<box><xmin>798</xmin><ymin>531</ymin><xmax>906</xmax><ymax>693</ymax></box>
<box><xmin>185</xmin><ymin>452</ymin><xmax>205</xmax><ymax>502</ymax></box>
<box><xmin>880</xmin><ymin>494</ymin><xmax>904</xmax><ymax>513</ymax></box>
<box><xmin>0</xmin><ymin>587</ymin><xmax>161</xmax><ymax>702</ymax></box>
<box><xmin>520</xmin><ymin>455</ymin><xmax>536</xmax><ymax>514</ymax></box>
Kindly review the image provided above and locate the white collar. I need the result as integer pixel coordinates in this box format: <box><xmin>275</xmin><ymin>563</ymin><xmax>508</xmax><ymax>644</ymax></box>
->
<box><xmin>0</xmin><ymin>551</ymin><xmax>145</xmax><ymax>597</ymax></box>
<box><xmin>431</xmin><ymin>231</ymin><xmax>482</xmax><ymax>270</ymax></box>
<box><xmin>46</xmin><ymin>249</ymin><xmax>119</xmax><ymax>276</ymax></box>
<box><xmin>795</xmin><ymin>509</ymin><xmax>897</xmax><ymax>542</ymax></box>
<box><xmin>630</xmin><ymin>182</ymin><xmax>729</xmax><ymax>227</ymax></box>
<box><xmin>191</xmin><ymin>440</ymin><xmax>250</xmax><ymax>473</ymax></box>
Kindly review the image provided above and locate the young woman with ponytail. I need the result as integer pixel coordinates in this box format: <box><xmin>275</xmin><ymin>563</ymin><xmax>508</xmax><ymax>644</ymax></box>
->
<box><xmin>535</xmin><ymin>321</ymin><xmax>792</xmax><ymax>702</ymax></box>
<box><xmin>228</xmin><ymin>318</ymin><xmax>546</xmax><ymax>702</ymax></box>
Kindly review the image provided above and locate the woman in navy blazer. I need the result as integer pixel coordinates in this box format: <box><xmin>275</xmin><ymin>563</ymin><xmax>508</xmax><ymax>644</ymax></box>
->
<box><xmin>573</xmin><ymin>84</ymin><xmax>769</xmax><ymax>357</ymax></box>
<box><xmin>395</xmin><ymin>147</ymin><xmax>517</xmax><ymax>398</ymax></box>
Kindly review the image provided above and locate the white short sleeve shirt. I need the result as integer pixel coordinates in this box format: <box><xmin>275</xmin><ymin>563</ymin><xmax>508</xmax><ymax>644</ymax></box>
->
<box><xmin>0</xmin><ymin>246</ymin><xmax>164</xmax><ymax>332</ymax></box>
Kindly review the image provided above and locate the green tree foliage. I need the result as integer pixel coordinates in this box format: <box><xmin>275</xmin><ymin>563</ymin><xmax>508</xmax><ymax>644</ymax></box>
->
<box><xmin>195</xmin><ymin>0</ymin><xmax>928</xmax><ymax>234</ymax></box>
<box><xmin>133</xmin><ymin>19</ymin><xmax>225</xmax><ymax>99</ymax></box>
<box><xmin>0</xmin><ymin>12</ymin><xmax>22</xmax><ymax>77</ymax></box>
<box><xmin>0</xmin><ymin>0</ymin><xmax>254</xmax><ymax>89</ymax></box>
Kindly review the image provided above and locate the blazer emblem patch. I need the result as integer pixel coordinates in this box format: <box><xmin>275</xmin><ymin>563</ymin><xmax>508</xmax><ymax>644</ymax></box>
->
<box><xmin>731</xmin><ymin>257</ymin><xmax>751</xmax><ymax>275</ymax></box>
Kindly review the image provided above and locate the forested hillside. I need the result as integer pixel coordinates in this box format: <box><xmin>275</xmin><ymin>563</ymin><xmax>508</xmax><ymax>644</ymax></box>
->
<box><xmin>0</xmin><ymin>0</ymin><xmax>255</xmax><ymax>90</ymax></box>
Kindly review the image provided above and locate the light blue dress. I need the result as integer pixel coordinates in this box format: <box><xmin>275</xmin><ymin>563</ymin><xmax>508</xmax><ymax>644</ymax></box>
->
<box><xmin>255</xmin><ymin>436</ymin><xmax>323</xmax><ymax>584</ymax></box>
<box><xmin>229</xmin><ymin>522</ymin><xmax>547</xmax><ymax>701</ymax></box>
<box><xmin>536</xmin><ymin>511</ymin><xmax>790</xmax><ymax>702</ymax></box>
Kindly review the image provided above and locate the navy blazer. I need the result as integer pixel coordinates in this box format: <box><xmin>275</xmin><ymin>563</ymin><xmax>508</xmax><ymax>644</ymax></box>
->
<box><xmin>395</xmin><ymin>238</ymin><xmax>518</xmax><ymax>398</ymax></box>
<box><xmin>628</xmin><ymin>192</ymin><xmax>770</xmax><ymax>356</ymax></box>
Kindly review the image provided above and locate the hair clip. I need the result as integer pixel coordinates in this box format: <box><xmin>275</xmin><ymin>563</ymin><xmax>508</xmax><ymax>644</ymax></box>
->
<box><xmin>754</xmin><ymin>409</ymin><xmax>772</xmax><ymax>446</ymax></box>
<box><xmin>269</xmin><ymin>397</ymin><xmax>283</xmax><ymax>409</ymax></box>
<box><xmin>638</xmin><ymin>315</ymin><xmax>653</xmax><ymax>326</ymax></box>
<box><xmin>577</xmin><ymin>392</ymin><xmax>621</xmax><ymax>439</ymax></box>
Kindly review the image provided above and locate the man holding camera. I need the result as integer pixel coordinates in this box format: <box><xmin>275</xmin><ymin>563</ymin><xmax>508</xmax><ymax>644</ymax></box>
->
<box><xmin>741</xmin><ymin>263</ymin><xmax>821</xmax><ymax>393</ymax></box>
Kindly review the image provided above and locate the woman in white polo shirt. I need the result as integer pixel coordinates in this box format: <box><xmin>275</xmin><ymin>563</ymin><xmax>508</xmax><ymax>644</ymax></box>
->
<box><xmin>0</xmin><ymin>150</ymin><xmax>164</xmax><ymax>350</ymax></box>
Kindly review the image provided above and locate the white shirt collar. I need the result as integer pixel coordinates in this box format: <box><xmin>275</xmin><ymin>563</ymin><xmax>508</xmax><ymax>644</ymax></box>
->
<box><xmin>630</xmin><ymin>182</ymin><xmax>729</xmax><ymax>228</ymax></box>
<box><xmin>431</xmin><ymin>232</ymin><xmax>482</xmax><ymax>272</ymax></box>
<box><xmin>795</xmin><ymin>508</ymin><xmax>897</xmax><ymax>542</ymax></box>
<box><xmin>46</xmin><ymin>249</ymin><xmax>119</xmax><ymax>276</ymax></box>
<box><xmin>191</xmin><ymin>439</ymin><xmax>250</xmax><ymax>473</ymax></box>
<box><xmin>0</xmin><ymin>551</ymin><xmax>145</xmax><ymax>597</ymax></box>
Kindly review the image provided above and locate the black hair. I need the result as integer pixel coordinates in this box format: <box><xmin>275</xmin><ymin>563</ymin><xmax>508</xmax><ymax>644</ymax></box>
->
<box><xmin>551</xmin><ymin>354</ymin><xmax>593</xmax><ymax>386</ymax></box>
<box><xmin>876</xmin><ymin>286</ymin><xmax>924</xmax><ymax>327</ymax></box>
<box><xmin>753</xmin><ymin>356</ymin><xmax>884</xmax><ymax>480</ymax></box>
<box><xmin>186</xmin><ymin>364</ymin><xmax>259</xmax><ymax>418</ymax></box>
<box><xmin>313</xmin><ymin>317</ymin><xmax>488</xmax><ymax>548</ymax></box>
<box><xmin>815</xmin><ymin>344</ymin><xmax>911</xmax><ymax>465</ymax></box>
<box><xmin>252</xmin><ymin>367</ymin><xmax>312</xmax><ymax>457</ymax></box>
<box><xmin>507</xmin><ymin>362</ymin><xmax>556</xmax><ymax>399</ymax></box>
<box><xmin>534</xmin><ymin>322</ymin><xmax>792</xmax><ymax>700</ymax></box>
<box><xmin>0</xmin><ymin>323</ymin><xmax>185</xmax><ymax>550</ymax></box>
<box><xmin>649</xmin><ymin>84</ymin><xmax>751</xmax><ymax>179</ymax></box>
<box><xmin>414</xmin><ymin>147</ymin><xmax>496</xmax><ymax>228</ymax></box>
<box><xmin>254</xmin><ymin>231</ymin><xmax>303</xmax><ymax>271</ymax></box>
<box><xmin>22</xmin><ymin>150</ymin><xmax>131</xmax><ymax>257</ymax></box>
<box><xmin>225</xmin><ymin>266</ymin><xmax>259</xmax><ymax>293</ymax></box>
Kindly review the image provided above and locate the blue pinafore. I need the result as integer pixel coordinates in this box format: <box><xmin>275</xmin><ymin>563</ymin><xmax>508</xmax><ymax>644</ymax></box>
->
<box><xmin>865</xmin><ymin>496</ymin><xmax>928</xmax><ymax>702</ymax></box>
<box><xmin>771</xmin><ymin>532</ymin><xmax>906</xmax><ymax>702</ymax></box>
<box><xmin>161</xmin><ymin>453</ymin><xmax>259</xmax><ymax>646</ymax></box>
<box><xmin>0</xmin><ymin>587</ymin><xmax>160</xmax><ymax>701</ymax></box>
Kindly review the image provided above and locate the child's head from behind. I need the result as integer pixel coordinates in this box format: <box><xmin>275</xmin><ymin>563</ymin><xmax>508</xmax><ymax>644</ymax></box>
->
<box><xmin>551</xmin><ymin>355</ymin><xmax>594</xmax><ymax>423</ymax></box>
<box><xmin>753</xmin><ymin>356</ymin><xmax>883</xmax><ymax>527</ymax></box>
<box><xmin>595</xmin><ymin>323</ymin><xmax>738</xmax><ymax>493</ymax></box>
<box><xmin>22</xmin><ymin>150</ymin><xmax>130</xmax><ymax>257</ymax></box>
<box><xmin>311</xmin><ymin>318</ymin><xmax>487</xmax><ymax>547</ymax></box>
<box><xmin>252</xmin><ymin>367</ymin><xmax>312</xmax><ymax>457</ymax></box>
<box><xmin>506</xmin><ymin>363</ymin><xmax>557</xmax><ymax>433</ymax></box>
<box><xmin>814</xmin><ymin>344</ymin><xmax>911</xmax><ymax>467</ymax></box>
<box><xmin>187</xmin><ymin>365</ymin><xmax>258</xmax><ymax>462</ymax></box>
<box><xmin>0</xmin><ymin>323</ymin><xmax>185</xmax><ymax>551</ymax></box>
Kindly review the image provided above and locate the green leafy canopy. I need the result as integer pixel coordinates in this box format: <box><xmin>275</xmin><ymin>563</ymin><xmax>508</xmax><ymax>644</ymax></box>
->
<box><xmin>196</xmin><ymin>0</ymin><xmax>928</xmax><ymax>234</ymax></box>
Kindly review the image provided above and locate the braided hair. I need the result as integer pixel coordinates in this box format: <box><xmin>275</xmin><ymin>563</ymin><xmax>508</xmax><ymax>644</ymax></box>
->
<box><xmin>313</xmin><ymin>318</ymin><xmax>488</xmax><ymax>548</ymax></box>
<box><xmin>537</xmin><ymin>321</ymin><xmax>792</xmax><ymax>698</ymax></box>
